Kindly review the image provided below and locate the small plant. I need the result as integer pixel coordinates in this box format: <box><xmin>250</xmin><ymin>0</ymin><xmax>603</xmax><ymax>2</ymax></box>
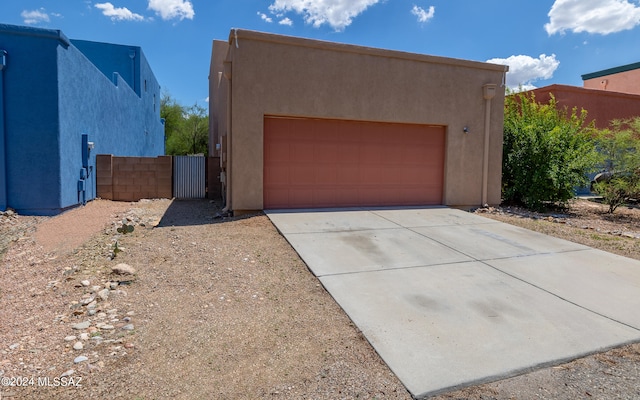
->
<box><xmin>117</xmin><ymin>224</ymin><xmax>135</xmax><ymax>234</ymax></box>
<box><xmin>113</xmin><ymin>241</ymin><xmax>122</xmax><ymax>256</ymax></box>
<box><xmin>593</xmin><ymin>118</ymin><xmax>640</xmax><ymax>213</ymax></box>
<box><xmin>593</xmin><ymin>178</ymin><xmax>638</xmax><ymax>214</ymax></box>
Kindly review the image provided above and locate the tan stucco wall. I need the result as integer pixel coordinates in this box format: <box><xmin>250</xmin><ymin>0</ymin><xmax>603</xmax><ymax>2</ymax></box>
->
<box><xmin>583</xmin><ymin>68</ymin><xmax>640</xmax><ymax>95</ymax></box>
<box><xmin>210</xmin><ymin>30</ymin><xmax>508</xmax><ymax>211</ymax></box>
<box><xmin>209</xmin><ymin>40</ymin><xmax>229</xmax><ymax>158</ymax></box>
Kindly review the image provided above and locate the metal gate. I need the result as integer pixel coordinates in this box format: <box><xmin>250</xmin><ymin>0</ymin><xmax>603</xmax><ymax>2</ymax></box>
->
<box><xmin>173</xmin><ymin>155</ymin><xmax>205</xmax><ymax>198</ymax></box>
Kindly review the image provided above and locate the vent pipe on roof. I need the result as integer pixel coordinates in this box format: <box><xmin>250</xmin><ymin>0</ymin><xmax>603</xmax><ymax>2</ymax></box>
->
<box><xmin>232</xmin><ymin>28</ymin><xmax>239</xmax><ymax>48</ymax></box>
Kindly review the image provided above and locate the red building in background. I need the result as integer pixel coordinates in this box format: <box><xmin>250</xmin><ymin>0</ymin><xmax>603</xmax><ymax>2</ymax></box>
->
<box><xmin>583</xmin><ymin>61</ymin><xmax>640</xmax><ymax>95</ymax></box>
<box><xmin>528</xmin><ymin>62</ymin><xmax>640</xmax><ymax>129</ymax></box>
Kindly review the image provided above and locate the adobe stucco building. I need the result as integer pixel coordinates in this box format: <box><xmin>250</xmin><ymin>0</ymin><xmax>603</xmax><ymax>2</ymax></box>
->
<box><xmin>529</xmin><ymin>84</ymin><xmax>640</xmax><ymax>129</ymax></box>
<box><xmin>528</xmin><ymin>62</ymin><xmax>640</xmax><ymax>129</ymax></box>
<box><xmin>0</xmin><ymin>24</ymin><xmax>164</xmax><ymax>215</ymax></box>
<box><xmin>209</xmin><ymin>29</ymin><xmax>508</xmax><ymax>213</ymax></box>
<box><xmin>582</xmin><ymin>61</ymin><xmax>640</xmax><ymax>95</ymax></box>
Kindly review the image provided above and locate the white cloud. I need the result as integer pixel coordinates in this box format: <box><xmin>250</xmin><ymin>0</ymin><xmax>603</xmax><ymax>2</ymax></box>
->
<box><xmin>268</xmin><ymin>0</ymin><xmax>381</xmax><ymax>31</ymax></box>
<box><xmin>148</xmin><ymin>0</ymin><xmax>194</xmax><ymax>21</ymax></box>
<box><xmin>21</xmin><ymin>8</ymin><xmax>50</xmax><ymax>25</ymax></box>
<box><xmin>95</xmin><ymin>3</ymin><xmax>144</xmax><ymax>21</ymax></box>
<box><xmin>486</xmin><ymin>54</ymin><xmax>560</xmax><ymax>90</ymax></box>
<box><xmin>258</xmin><ymin>12</ymin><xmax>273</xmax><ymax>23</ymax></box>
<box><xmin>411</xmin><ymin>5</ymin><xmax>435</xmax><ymax>23</ymax></box>
<box><xmin>279</xmin><ymin>17</ymin><xmax>293</xmax><ymax>26</ymax></box>
<box><xmin>545</xmin><ymin>0</ymin><xmax>640</xmax><ymax>35</ymax></box>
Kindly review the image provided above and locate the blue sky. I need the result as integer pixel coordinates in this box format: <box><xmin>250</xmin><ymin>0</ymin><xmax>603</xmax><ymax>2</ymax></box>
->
<box><xmin>2</xmin><ymin>0</ymin><xmax>640</xmax><ymax>108</ymax></box>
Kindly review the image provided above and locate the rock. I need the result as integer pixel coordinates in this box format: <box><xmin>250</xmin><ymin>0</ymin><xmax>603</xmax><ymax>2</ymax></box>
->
<box><xmin>79</xmin><ymin>333</ymin><xmax>90</xmax><ymax>341</ymax></box>
<box><xmin>87</xmin><ymin>309</ymin><xmax>97</xmax><ymax>316</ymax></box>
<box><xmin>81</xmin><ymin>280</ymin><xmax>90</xmax><ymax>287</ymax></box>
<box><xmin>80</xmin><ymin>295</ymin><xmax>96</xmax><ymax>305</ymax></box>
<box><xmin>97</xmin><ymin>288</ymin><xmax>110</xmax><ymax>301</ymax></box>
<box><xmin>91</xmin><ymin>285</ymin><xmax>102</xmax><ymax>292</ymax></box>
<box><xmin>73</xmin><ymin>342</ymin><xmax>84</xmax><ymax>350</ymax></box>
<box><xmin>121</xmin><ymin>324</ymin><xmax>134</xmax><ymax>331</ymax></box>
<box><xmin>72</xmin><ymin>321</ymin><xmax>91</xmax><ymax>330</ymax></box>
<box><xmin>9</xmin><ymin>343</ymin><xmax>19</xmax><ymax>350</ymax></box>
<box><xmin>111</xmin><ymin>263</ymin><xmax>136</xmax><ymax>275</ymax></box>
<box><xmin>109</xmin><ymin>282</ymin><xmax>119</xmax><ymax>290</ymax></box>
<box><xmin>73</xmin><ymin>356</ymin><xmax>88</xmax><ymax>364</ymax></box>
<box><xmin>101</xmin><ymin>324</ymin><xmax>115</xmax><ymax>330</ymax></box>
<box><xmin>60</xmin><ymin>369</ymin><xmax>75</xmax><ymax>378</ymax></box>
<box><xmin>64</xmin><ymin>336</ymin><xmax>77</xmax><ymax>342</ymax></box>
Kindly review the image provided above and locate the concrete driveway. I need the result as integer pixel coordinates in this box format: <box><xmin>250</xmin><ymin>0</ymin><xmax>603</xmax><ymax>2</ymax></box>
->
<box><xmin>265</xmin><ymin>206</ymin><xmax>640</xmax><ymax>399</ymax></box>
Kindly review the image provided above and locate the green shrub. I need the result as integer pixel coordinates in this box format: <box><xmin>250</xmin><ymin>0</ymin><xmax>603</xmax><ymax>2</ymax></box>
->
<box><xmin>502</xmin><ymin>92</ymin><xmax>600</xmax><ymax>211</ymax></box>
<box><xmin>593</xmin><ymin>118</ymin><xmax>640</xmax><ymax>213</ymax></box>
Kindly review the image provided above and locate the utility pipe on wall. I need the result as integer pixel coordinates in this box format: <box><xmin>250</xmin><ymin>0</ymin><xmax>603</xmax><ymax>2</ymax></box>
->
<box><xmin>222</xmin><ymin>60</ymin><xmax>233</xmax><ymax>213</ymax></box>
<box><xmin>129</xmin><ymin>50</ymin><xmax>136</xmax><ymax>94</ymax></box>
<box><xmin>0</xmin><ymin>50</ymin><xmax>7</xmax><ymax>211</ymax></box>
<box><xmin>481</xmin><ymin>84</ymin><xmax>497</xmax><ymax>206</ymax></box>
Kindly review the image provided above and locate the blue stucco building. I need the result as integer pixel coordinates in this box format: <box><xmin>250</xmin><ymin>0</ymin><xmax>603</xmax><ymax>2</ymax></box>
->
<box><xmin>0</xmin><ymin>24</ymin><xmax>164</xmax><ymax>215</ymax></box>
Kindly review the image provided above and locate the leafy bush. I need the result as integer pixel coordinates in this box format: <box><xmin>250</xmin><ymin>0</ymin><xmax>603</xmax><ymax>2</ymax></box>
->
<box><xmin>502</xmin><ymin>92</ymin><xmax>600</xmax><ymax>211</ymax></box>
<box><xmin>592</xmin><ymin>118</ymin><xmax>640</xmax><ymax>213</ymax></box>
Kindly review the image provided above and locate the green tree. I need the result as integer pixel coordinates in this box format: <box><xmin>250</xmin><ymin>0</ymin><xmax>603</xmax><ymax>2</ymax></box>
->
<box><xmin>161</xmin><ymin>92</ymin><xmax>183</xmax><ymax>144</ymax></box>
<box><xmin>182</xmin><ymin>103</ymin><xmax>209</xmax><ymax>155</ymax></box>
<box><xmin>593</xmin><ymin>117</ymin><xmax>640</xmax><ymax>213</ymax></box>
<box><xmin>502</xmin><ymin>92</ymin><xmax>600</xmax><ymax>211</ymax></box>
<box><xmin>161</xmin><ymin>92</ymin><xmax>208</xmax><ymax>155</ymax></box>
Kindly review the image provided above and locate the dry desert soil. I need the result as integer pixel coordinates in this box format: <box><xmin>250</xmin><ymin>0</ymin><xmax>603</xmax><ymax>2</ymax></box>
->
<box><xmin>1</xmin><ymin>197</ymin><xmax>640</xmax><ymax>399</ymax></box>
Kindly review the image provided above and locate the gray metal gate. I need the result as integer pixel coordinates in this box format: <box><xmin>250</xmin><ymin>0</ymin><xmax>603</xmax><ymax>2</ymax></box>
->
<box><xmin>173</xmin><ymin>155</ymin><xmax>205</xmax><ymax>198</ymax></box>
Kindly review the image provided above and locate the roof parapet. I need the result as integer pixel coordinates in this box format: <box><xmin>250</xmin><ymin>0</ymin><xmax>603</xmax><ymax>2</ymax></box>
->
<box><xmin>0</xmin><ymin>23</ymin><xmax>70</xmax><ymax>48</ymax></box>
<box><xmin>582</xmin><ymin>61</ymin><xmax>640</xmax><ymax>81</ymax></box>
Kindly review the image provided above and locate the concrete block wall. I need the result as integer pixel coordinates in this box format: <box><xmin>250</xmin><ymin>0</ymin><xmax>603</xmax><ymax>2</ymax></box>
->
<box><xmin>97</xmin><ymin>154</ymin><xmax>172</xmax><ymax>201</ymax></box>
<box><xmin>96</xmin><ymin>155</ymin><xmax>114</xmax><ymax>200</ymax></box>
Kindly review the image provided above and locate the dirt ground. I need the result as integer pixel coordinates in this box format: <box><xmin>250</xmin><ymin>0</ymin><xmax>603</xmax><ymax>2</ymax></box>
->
<box><xmin>1</xmin><ymin>197</ymin><xmax>640</xmax><ymax>399</ymax></box>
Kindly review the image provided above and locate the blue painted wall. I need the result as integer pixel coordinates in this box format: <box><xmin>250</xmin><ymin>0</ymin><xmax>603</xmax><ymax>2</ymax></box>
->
<box><xmin>0</xmin><ymin>24</ymin><xmax>164</xmax><ymax>215</ymax></box>
<box><xmin>71</xmin><ymin>40</ymin><xmax>141</xmax><ymax>96</ymax></box>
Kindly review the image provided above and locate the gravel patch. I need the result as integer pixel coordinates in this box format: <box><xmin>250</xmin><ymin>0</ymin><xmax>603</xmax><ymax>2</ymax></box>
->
<box><xmin>1</xmin><ymin>197</ymin><xmax>640</xmax><ymax>399</ymax></box>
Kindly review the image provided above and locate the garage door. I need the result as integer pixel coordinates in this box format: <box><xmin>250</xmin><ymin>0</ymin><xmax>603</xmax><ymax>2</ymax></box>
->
<box><xmin>264</xmin><ymin>117</ymin><xmax>445</xmax><ymax>209</ymax></box>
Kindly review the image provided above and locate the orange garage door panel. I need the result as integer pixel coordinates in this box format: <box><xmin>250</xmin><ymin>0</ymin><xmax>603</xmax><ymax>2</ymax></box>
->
<box><xmin>264</xmin><ymin>117</ymin><xmax>445</xmax><ymax>208</ymax></box>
